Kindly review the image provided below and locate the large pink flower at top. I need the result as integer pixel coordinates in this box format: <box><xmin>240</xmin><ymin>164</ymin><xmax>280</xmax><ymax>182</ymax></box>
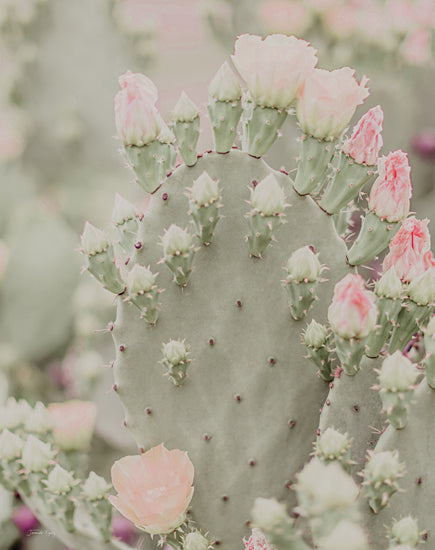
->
<box><xmin>109</xmin><ymin>444</ymin><xmax>194</xmax><ymax>535</ymax></box>
<box><xmin>383</xmin><ymin>217</ymin><xmax>435</xmax><ymax>282</ymax></box>
<box><xmin>48</xmin><ymin>400</ymin><xmax>96</xmax><ymax>452</ymax></box>
<box><xmin>342</xmin><ymin>105</ymin><xmax>384</xmax><ymax>165</ymax></box>
<box><xmin>231</xmin><ymin>34</ymin><xmax>318</xmax><ymax>110</ymax></box>
<box><xmin>296</xmin><ymin>67</ymin><xmax>369</xmax><ymax>140</ymax></box>
<box><xmin>368</xmin><ymin>150</ymin><xmax>412</xmax><ymax>222</ymax></box>
<box><xmin>328</xmin><ymin>274</ymin><xmax>378</xmax><ymax>339</ymax></box>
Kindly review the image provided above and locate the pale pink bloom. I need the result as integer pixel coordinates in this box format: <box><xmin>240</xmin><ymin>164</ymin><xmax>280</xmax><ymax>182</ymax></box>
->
<box><xmin>368</xmin><ymin>150</ymin><xmax>412</xmax><ymax>222</ymax></box>
<box><xmin>387</xmin><ymin>0</ymin><xmax>418</xmax><ymax>34</ymax></box>
<box><xmin>328</xmin><ymin>274</ymin><xmax>378</xmax><ymax>339</ymax></box>
<box><xmin>296</xmin><ymin>67</ymin><xmax>369</xmax><ymax>140</ymax></box>
<box><xmin>243</xmin><ymin>528</ymin><xmax>276</xmax><ymax>550</ymax></box>
<box><xmin>323</xmin><ymin>6</ymin><xmax>358</xmax><ymax>39</ymax></box>
<box><xmin>115</xmin><ymin>71</ymin><xmax>161</xmax><ymax>146</ymax></box>
<box><xmin>109</xmin><ymin>444</ymin><xmax>194</xmax><ymax>535</ymax></box>
<box><xmin>231</xmin><ymin>34</ymin><xmax>318</xmax><ymax>109</ymax></box>
<box><xmin>413</xmin><ymin>0</ymin><xmax>435</xmax><ymax>27</ymax></box>
<box><xmin>259</xmin><ymin>1</ymin><xmax>312</xmax><ymax>36</ymax></box>
<box><xmin>400</xmin><ymin>28</ymin><xmax>432</xmax><ymax>66</ymax></box>
<box><xmin>342</xmin><ymin>105</ymin><xmax>383</xmax><ymax>165</ymax></box>
<box><xmin>383</xmin><ymin>217</ymin><xmax>435</xmax><ymax>282</ymax></box>
<box><xmin>48</xmin><ymin>400</ymin><xmax>96</xmax><ymax>452</ymax></box>
<box><xmin>353</xmin><ymin>2</ymin><xmax>396</xmax><ymax>50</ymax></box>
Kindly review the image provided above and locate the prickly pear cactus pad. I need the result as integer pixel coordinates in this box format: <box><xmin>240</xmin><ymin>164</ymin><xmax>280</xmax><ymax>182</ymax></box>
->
<box><xmin>112</xmin><ymin>150</ymin><xmax>349</xmax><ymax>545</ymax></box>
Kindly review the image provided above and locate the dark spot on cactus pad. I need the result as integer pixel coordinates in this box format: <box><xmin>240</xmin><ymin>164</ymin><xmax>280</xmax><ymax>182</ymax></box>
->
<box><xmin>140</xmin><ymin>448</ymin><xmax>145</xmax><ymax>454</ymax></box>
<box><xmin>123</xmin><ymin>420</ymin><xmax>127</xmax><ymax>427</ymax></box>
<box><xmin>119</xmin><ymin>345</ymin><xmax>125</xmax><ymax>352</ymax></box>
<box><xmin>329</xmin><ymin>382</ymin><xmax>334</xmax><ymax>389</ymax></box>
<box><xmin>326</xmin><ymin>399</ymin><xmax>331</xmax><ymax>406</ymax></box>
<box><xmin>317</xmin><ymin>429</ymin><xmax>321</xmax><ymax>436</ymax></box>
<box><xmin>209</xmin><ymin>338</ymin><xmax>215</xmax><ymax>346</ymax></box>
<box><xmin>162</xmin><ymin>192</ymin><xmax>168</xmax><ymax>201</ymax></box>
<box><xmin>246</xmin><ymin>521</ymin><xmax>251</xmax><ymax>527</ymax></box>
<box><xmin>418</xmin><ymin>477</ymin><xmax>423</xmax><ymax>485</ymax></box>
<box><xmin>285</xmin><ymin>480</ymin><xmax>292</xmax><ymax>489</ymax></box>
<box><xmin>249</xmin><ymin>459</ymin><xmax>255</xmax><ymax>467</ymax></box>
<box><xmin>145</xmin><ymin>408</ymin><xmax>152</xmax><ymax>415</ymax></box>
<box><xmin>109</xmin><ymin>322</ymin><xmax>114</xmax><ymax>331</ymax></box>
<box><xmin>134</xmin><ymin>242</ymin><xmax>142</xmax><ymax>249</ymax></box>
<box><xmin>236</xmin><ymin>300</ymin><xmax>242</xmax><ymax>308</ymax></box>
<box><xmin>424</xmin><ymin>532</ymin><xmax>428</xmax><ymax>541</ymax></box>
<box><xmin>288</xmin><ymin>420</ymin><xmax>296</xmax><ymax>429</ymax></box>
<box><xmin>308</xmin><ymin>245</ymin><xmax>316</xmax><ymax>253</ymax></box>
<box><xmin>252</xmin><ymin>180</ymin><xmax>258</xmax><ymax>188</ymax></box>
<box><xmin>204</xmin><ymin>434</ymin><xmax>211</xmax><ymax>442</ymax></box>
<box><xmin>353</xmin><ymin>405</ymin><xmax>360</xmax><ymax>413</ymax></box>
<box><xmin>222</xmin><ymin>495</ymin><xmax>228</xmax><ymax>502</ymax></box>
<box><xmin>269</xmin><ymin>357</ymin><xmax>276</xmax><ymax>365</ymax></box>
<box><xmin>113</xmin><ymin>384</ymin><xmax>118</xmax><ymax>392</ymax></box>
<box><xmin>215</xmin><ymin>541</ymin><xmax>220</xmax><ymax>546</ymax></box>
<box><xmin>235</xmin><ymin>394</ymin><xmax>242</xmax><ymax>402</ymax></box>
<box><xmin>279</xmin><ymin>168</ymin><xmax>288</xmax><ymax>175</ymax></box>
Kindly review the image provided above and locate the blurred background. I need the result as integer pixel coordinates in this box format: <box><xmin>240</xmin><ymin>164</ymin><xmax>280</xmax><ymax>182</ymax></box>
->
<box><xmin>0</xmin><ymin>0</ymin><xmax>434</xmax><ymax>548</ymax></box>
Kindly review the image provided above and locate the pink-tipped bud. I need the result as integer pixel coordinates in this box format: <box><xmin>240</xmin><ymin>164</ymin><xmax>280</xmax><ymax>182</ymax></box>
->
<box><xmin>383</xmin><ymin>217</ymin><xmax>434</xmax><ymax>282</ymax></box>
<box><xmin>368</xmin><ymin>150</ymin><xmax>412</xmax><ymax>222</ymax></box>
<box><xmin>328</xmin><ymin>274</ymin><xmax>378</xmax><ymax>339</ymax></box>
<box><xmin>342</xmin><ymin>105</ymin><xmax>383</xmax><ymax>165</ymax></box>
<box><xmin>243</xmin><ymin>528</ymin><xmax>276</xmax><ymax>550</ymax></box>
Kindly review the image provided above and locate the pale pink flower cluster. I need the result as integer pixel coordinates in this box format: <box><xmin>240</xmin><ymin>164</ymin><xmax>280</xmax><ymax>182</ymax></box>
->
<box><xmin>231</xmin><ymin>34</ymin><xmax>318</xmax><ymax>109</ymax></box>
<box><xmin>328</xmin><ymin>274</ymin><xmax>378</xmax><ymax>339</ymax></box>
<box><xmin>296</xmin><ymin>67</ymin><xmax>369</xmax><ymax>140</ymax></box>
<box><xmin>342</xmin><ymin>105</ymin><xmax>384</xmax><ymax>165</ymax></box>
<box><xmin>243</xmin><ymin>528</ymin><xmax>276</xmax><ymax>550</ymax></box>
<box><xmin>109</xmin><ymin>444</ymin><xmax>194</xmax><ymax>535</ymax></box>
<box><xmin>48</xmin><ymin>400</ymin><xmax>96</xmax><ymax>452</ymax></box>
<box><xmin>383</xmin><ymin>217</ymin><xmax>435</xmax><ymax>282</ymax></box>
<box><xmin>114</xmin><ymin>70</ymin><xmax>161</xmax><ymax>146</ymax></box>
<box><xmin>368</xmin><ymin>150</ymin><xmax>412</xmax><ymax>222</ymax></box>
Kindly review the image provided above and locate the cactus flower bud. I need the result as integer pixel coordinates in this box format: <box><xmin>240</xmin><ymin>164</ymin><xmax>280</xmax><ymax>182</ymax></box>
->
<box><xmin>390</xmin><ymin>517</ymin><xmax>421</xmax><ymax>546</ymax></box>
<box><xmin>296</xmin><ymin>67</ymin><xmax>369</xmax><ymax>140</ymax></box>
<box><xmin>328</xmin><ymin>274</ymin><xmax>378</xmax><ymax>339</ymax></box>
<box><xmin>81</xmin><ymin>222</ymin><xmax>108</xmax><ymax>256</ymax></box>
<box><xmin>45</xmin><ymin>465</ymin><xmax>75</xmax><ymax>494</ymax></box>
<box><xmin>21</xmin><ymin>435</ymin><xmax>55</xmax><ymax>472</ymax></box>
<box><xmin>243</xmin><ymin>528</ymin><xmax>275</xmax><ymax>550</ymax></box>
<box><xmin>231</xmin><ymin>34</ymin><xmax>318</xmax><ymax>109</ymax></box>
<box><xmin>173</xmin><ymin>92</ymin><xmax>199</xmax><ymax>123</ymax></box>
<box><xmin>364</xmin><ymin>450</ymin><xmax>404</xmax><ymax>483</ymax></box>
<box><xmin>342</xmin><ymin>105</ymin><xmax>383</xmax><ymax>166</ymax></box>
<box><xmin>118</xmin><ymin>70</ymin><xmax>158</xmax><ymax>104</ymax></box>
<box><xmin>251</xmin><ymin>174</ymin><xmax>285</xmax><ymax>216</ymax></box>
<box><xmin>375</xmin><ymin>267</ymin><xmax>402</xmax><ymax>299</ymax></box>
<box><xmin>368</xmin><ymin>150</ymin><xmax>412</xmax><ymax>222</ymax></box>
<box><xmin>112</xmin><ymin>194</ymin><xmax>137</xmax><ymax>226</ymax></box>
<box><xmin>162</xmin><ymin>225</ymin><xmax>193</xmax><ymax>256</ymax></box>
<box><xmin>378</xmin><ymin>351</ymin><xmax>418</xmax><ymax>391</ymax></box>
<box><xmin>316</xmin><ymin>428</ymin><xmax>351</xmax><ymax>461</ymax></box>
<box><xmin>127</xmin><ymin>264</ymin><xmax>156</xmax><ymax>295</ymax></box>
<box><xmin>208</xmin><ymin>62</ymin><xmax>242</xmax><ymax>102</ymax></box>
<box><xmin>407</xmin><ymin>267</ymin><xmax>435</xmax><ymax>305</ymax></box>
<box><xmin>286</xmin><ymin>246</ymin><xmax>321</xmax><ymax>282</ymax></box>
<box><xmin>0</xmin><ymin>429</ymin><xmax>24</xmax><ymax>461</ymax></box>
<box><xmin>83</xmin><ymin>471</ymin><xmax>112</xmax><ymax>501</ymax></box>
<box><xmin>157</xmin><ymin>117</ymin><xmax>176</xmax><ymax>144</ymax></box>
<box><xmin>24</xmin><ymin>402</ymin><xmax>52</xmax><ymax>434</ymax></box>
<box><xmin>183</xmin><ymin>531</ymin><xmax>209</xmax><ymax>550</ymax></box>
<box><xmin>163</xmin><ymin>340</ymin><xmax>188</xmax><ymax>365</ymax></box>
<box><xmin>251</xmin><ymin>497</ymin><xmax>288</xmax><ymax>531</ymax></box>
<box><xmin>304</xmin><ymin>319</ymin><xmax>328</xmax><ymax>349</ymax></box>
<box><xmin>0</xmin><ymin>398</ymin><xmax>32</xmax><ymax>430</ymax></box>
<box><xmin>190</xmin><ymin>172</ymin><xmax>220</xmax><ymax>206</ymax></box>
<box><xmin>48</xmin><ymin>400</ymin><xmax>96</xmax><ymax>452</ymax></box>
<box><xmin>317</xmin><ymin>520</ymin><xmax>369</xmax><ymax>550</ymax></box>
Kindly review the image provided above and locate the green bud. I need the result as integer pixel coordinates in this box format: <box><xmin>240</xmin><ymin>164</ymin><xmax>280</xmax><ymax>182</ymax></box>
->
<box><xmin>83</xmin><ymin>471</ymin><xmax>112</xmax><ymax>501</ymax></box>
<box><xmin>81</xmin><ymin>222</ymin><xmax>109</xmax><ymax>256</ymax></box>
<box><xmin>390</xmin><ymin>516</ymin><xmax>420</xmax><ymax>546</ymax></box>
<box><xmin>173</xmin><ymin>92</ymin><xmax>199</xmax><ymax>123</ymax></box>
<box><xmin>0</xmin><ymin>429</ymin><xmax>24</xmax><ymax>461</ymax></box>
<box><xmin>251</xmin><ymin>497</ymin><xmax>288</xmax><ymax>532</ymax></box>
<box><xmin>251</xmin><ymin>174</ymin><xmax>286</xmax><ymax>216</ymax></box>
<box><xmin>317</xmin><ymin>520</ymin><xmax>369</xmax><ymax>550</ymax></box>
<box><xmin>22</xmin><ymin>435</ymin><xmax>55</xmax><ymax>472</ymax></box>
<box><xmin>316</xmin><ymin>428</ymin><xmax>350</xmax><ymax>461</ymax></box>
<box><xmin>304</xmin><ymin>320</ymin><xmax>328</xmax><ymax>349</ymax></box>
<box><xmin>24</xmin><ymin>402</ymin><xmax>52</xmax><ymax>434</ymax></box>
<box><xmin>45</xmin><ymin>465</ymin><xmax>75</xmax><ymax>494</ymax></box>
<box><xmin>163</xmin><ymin>340</ymin><xmax>188</xmax><ymax>365</ymax></box>
<box><xmin>127</xmin><ymin>264</ymin><xmax>156</xmax><ymax>295</ymax></box>
<box><xmin>287</xmin><ymin>246</ymin><xmax>321</xmax><ymax>282</ymax></box>
<box><xmin>190</xmin><ymin>172</ymin><xmax>220</xmax><ymax>206</ymax></box>
<box><xmin>162</xmin><ymin>225</ymin><xmax>193</xmax><ymax>256</ymax></box>
<box><xmin>408</xmin><ymin>268</ymin><xmax>435</xmax><ymax>305</ymax></box>
<box><xmin>375</xmin><ymin>267</ymin><xmax>403</xmax><ymax>299</ymax></box>
<box><xmin>364</xmin><ymin>450</ymin><xmax>404</xmax><ymax>483</ymax></box>
<box><xmin>378</xmin><ymin>351</ymin><xmax>418</xmax><ymax>391</ymax></box>
<box><xmin>208</xmin><ymin>62</ymin><xmax>242</xmax><ymax>102</ymax></box>
<box><xmin>0</xmin><ymin>398</ymin><xmax>32</xmax><ymax>430</ymax></box>
<box><xmin>112</xmin><ymin>194</ymin><xmax>137</xmax><ymax>226</ymax></box>
<box><xmin>183</xmin><ymin>531</ymin><xmax>209</xmax><ymax>550</ymax></box>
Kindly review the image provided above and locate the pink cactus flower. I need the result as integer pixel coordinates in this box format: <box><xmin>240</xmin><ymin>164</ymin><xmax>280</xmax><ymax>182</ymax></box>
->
<box><xmin>296</xmin><ymin>67</ymin><xmax>369</xmax><ymax>140</ymax></box>
<box><xmin>48</xmin><ymin>400</ymin><xmax>96</xmax><ymax>452</ymax></box>
<box><xmin>258</xmin><ymin>1</ymin><xmax>313</xmax><ymax>36</ymax></box>
<box><xmin>112</xmin><ymin>514</ymin><xmax>138</xmax><ymax>545</ymax></box>
<box><xmin>243</xmin><ymin>528</ymin><xmax>276</xmax><ymax>549</ymax></box>
<box><xmin>231</xmin><ymin>33</ymin><xmax>318</xmax><ymax>109</ymax></box>
<box><xmin>12</xmin><ymin>505</ymin><xmax>39</xmax><ymax>534</ymax></box>
<box><xmin>400</xmin><ymin>28</ymin><xmax>432</xmax><ymax>66</ymax></box>
<box><xmin>368</xmin><ymin>150</ymin><xmax>412</xmax><ymax>222</ymax></box>
<box><xmin>411</xmin><ymin>129</ymin><xmax>435</xmax><ymax>161</ymax></box>
<box><xmin>328</xmin><ymin>274</ymin><xmax>378</xmax><ymax>339</ymax></box>
<box><xmin>342</xmin><ymin>105</ymin><xmax>383</xmax><ymax>165</ymax></box>
<box><xmin>109</xmin><ymin>444</ymin><xmax>194</xmax><ymax>535</ymax></box>
<box><xmin>114</xmin><ymin>70</ymin><xmax>161</xmax><ymax>147</ymax></box>
<box><xmin>383</xmin><ymin>217</ymin><xmax>435</xmax><ymax>282</ymax></box>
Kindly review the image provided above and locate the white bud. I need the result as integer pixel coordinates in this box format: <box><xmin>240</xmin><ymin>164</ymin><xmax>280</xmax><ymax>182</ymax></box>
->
<box><xmin>376</xmin><ymin>267</ymin><xmax>403</xmax><ymax>299</ymax></box>
<box><xmin>251</xmin><ymin>174</ymin><xmax>286</xmax><ymax>216</ymax></box>
<box><xmin>0</xmin><ymin>429</ymin><xmax>24</xmax><ymax>461</ymax></box>
<box><xmin>83</xmin><ymin>471</ymin><xmax>112</xmax><ymax>501</ymax></box>
<box><xmin>127</xmin><ymin>264</ymin><xmax>156</xmax><ymax>294</ymax></box>
<box><xmin>45</xmin><ymin>465</ymin><xmax>75</xmax><ymax>494</ymax></box>
<box><xmin>183</xmin><ymin>531</ymin><xmax>209</xmax><ymax>550</ymax></box>
<box><xmin>22</xmin><ymin>435</ymin><xmax>55</xmax><ymax>472</ymax></box>
<box><xmin>251</xmin><ymin>497</ymin><xmax>288</xmax><ymax>531</ymax></box>
<box><xmin>81</xmin><ymin>222</ymin><xmax>108</xmax><ymax>256</ymax></box>
<box><xmin>316</xmin><ymin>428</ymin><xmax>350</xmax><ymax>460</ymax></box>
<box><xmin>173</xmin><ymin>92</ymin><xmax>199</xmax><ymax>123</ymax></box>
<box><xmin>0</xmin><ymin>398</ymin><xmax>32</xmax><ymax>430</ymax></box>
<box><xmin>317</xmin><ymin>520</ymin><xmax>369</xmax><ymax>550</ymax></box>
<box><xmin>112</xmin><ymin>194</ymin><xmax>137</xmax><ymax>225</ymax></box>
<box><xmin>24</xmin><ymin>402</ymin><xmax>52</xmax><ymax>434</ymax></box>
<box><xmin>365</xmin><ymin>450</ymin><xmax>404</xmax><ymax>483</ymax></box>
<box><xmin>408</xmin><ymin>267</ymin><xmax>435</xmax><ymax>305</ymax></box>
<box><xmin>379</xmin><ymin>351</ymin><xmax>418</xmax><ymax>391</ymax></box>
<box><xmin>391</xmin><ymin>517</ymin><xmax>420</xmax><ymax>546</ymax></box>
<box><xmin>208</xmin><ymin>62</ymin><xmax>242</xmax><ymax>101</ymax></box>
<box><xmin>304</xmin><ymin>320</ymin><xmax>328</xmax><ymax>349</ymax></box>
<box><xmin>190</xmin><ymin>172</ymin><xmax>220</xmax><ymax>206</ymax></box>
<box><xmin>287</xmin><ymin>246</ymin><xmax>321</xmax><ymax>282</ymax></box>
<box><xmin>157</xmin><ymin>116</ymin><xmax>175</xmax><ymax>144</ymax></box>
<box><xmin>163</xmin><ymin>340</ymin><xmax>188</xmax><ymax>365</ymax></box>
<box><xmin>162</xmin><ymin>225</ymin><xmax>193</xmax><ymax>256</ymax></box>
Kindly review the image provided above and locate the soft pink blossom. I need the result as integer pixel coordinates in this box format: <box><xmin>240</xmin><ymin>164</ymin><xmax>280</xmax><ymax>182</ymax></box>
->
<box><xmin>296</xmin><ymin>67</ymin><xmax>369</xmax><ymax>140</ymax></box>
<box><xmin>383</xmin><ymin>217</ymin><xmax>435</xmax><ymax>281</ymax></box>
<box><xmin>342</xmin><ymin>105</ymin><xmax>383</xmax><ymax>165</ymax></box>
<box><xmin>114</xmin><ymin>70</ymin><xmax>161</xmax><ymax>146</ymax></box>
<box><xmin>231</xmin><ymin>34</ymin><xmax>318</xmax><ymax>109</ymax></box>
<box><xmin>387</xmin><ymin>0</ymin><xmax>418</xmax><ymax>33</ymax></box>
<box><xmin>259</xmin><ymin>1</ymin><xmax>313</xmax><ymax>36</ymax></box>
<box><xmin>243</xmin><ymin>528</ymin><xmax>276</xmax><ymax>550</ymax></box>
<box><xmin>323</xmin><ymin>6</ymin><xmax>358</xmax><ymax>39</ymax></box>
<box><xmin>368</xmin><ymin>150</ymin><xmax>412</xmax><ymax>221</ymax></box>
<box><xmin>400</xmin><ymin>28</ymin><xmax>432</xmax><ymax>66</ymax></box>
<box><xmin>48</xmin><ymin>400</ymin><xmax>96</xmax><ymax>452</ymax></box>
<box><xmin>109</xmin><ymin>444</ymin><xmax>194</xmax><ymax>535</ymax></box>
<box><xmin>328</xmin><ymin>274</ymin><xmax>378</xmax><ymax>339</ymax></box>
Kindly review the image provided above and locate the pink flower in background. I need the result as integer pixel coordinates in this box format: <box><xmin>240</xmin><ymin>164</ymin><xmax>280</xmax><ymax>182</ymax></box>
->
<box><xmin>400</xmin><ymin>28</ymin><xmax>432</xmax><ymax>66</ymax></box>
<box><xmin>48</xmin><ymin>400</ymin><xmax>96</xmax><ymax>452</ymax></box>
<box><xmin>114</xmin><ymin>70</ymin><xmax>161</xmax><ymax>146</ymax></box>
<box><xmin>411</xmin><ymin>130</ymin><xmax>435</xmax><ymax>161</ymax></box>
<box><xmin>109</xmin><ymin>444</ymin><xmax>194</xmax><ymax>535</ymax></box>
<box><xmin>12</xmin><ymin>505</ymin><xmax>39</xmax><ymax>535</ymax></box>
<box><xmin>368</xmin><ymin>150</ymin><xmax>412</xmax><ymax>221</ymax></box>
<box><xmin>231</xmin><ymin>33</ymin><xmax>318</xmax><ymax>109</ymax></box>
<box><xmin>383</xmin><ymin>217</ymin><xmax>435</xmax><ymax>281</ymax></box>
<box><xmin>296</xmin><ymin>67</ymin><xmax>369</xmax><ymax>140</ymax></box>
<box><xmin>323</xmin><ymin>6</ymin><xmax>358</xmax><ymax>39</ymax></box>
<box><xmin>328</xmin><ymin>274</ymin><xmax>378</xmax><ymax>339</ymax></box>
<box><xmin>342</xmin><ymin>105</ymin><xmax>384</xmax><ymax>165</ymax></box>
<box><xmin>387</xmin><ymin>0</ymin><xmax>418</xmax><ymax>33</ymax></box>
<box><xmin>259</xmin><ymin>1</ymin><xmax>312</xmax><ymax>36</ymax></box>
<box><xmin>244</xmin><ymin>528</ymin><xmax>276</xmax><ymax>549</ymax></box>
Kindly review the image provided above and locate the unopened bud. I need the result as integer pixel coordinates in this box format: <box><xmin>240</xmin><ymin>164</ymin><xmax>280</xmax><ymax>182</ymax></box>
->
<box><xmin>251</xmin><ymin>497</ymin><xmax>288</xmax><ymax>532</ymax></box>
<box><xmin>304</xmin><ymin>320</ymin><xmax>328</xmax><ymax>349</ymax></box>
<box><xmin>183</xmin><ymin>531</ymin><xmax>209</xmax><ymax>550</ymax></box>
<box><xmin>375</xmin><ymin>267</ymin><xmax>402</xmax><ymax>299</ymax></box>
<box><xmin>390</xmin><ymin>517</ymin><xmax>420</xmax><ymax>546</ymax></box>
<box><xmin>83</xmin><ymin>471</ymin><xmax>112</xmax><ymax>501</ymax></box>
<box><xmin>112</xmin><ymin>194</ymin><xmax>137</xmax><ymax>226</ymax></box>
<box><xmin>316</xmin><ymin>428</ymin><xmax>350</xmax><ymax>461</ymax></box>
<box><xmin>378</xmin><ymin>351</ymin><xmax>418</xmax><ymax>391</ymax></box>
<box><xmin>407</xmin><ymin>267</ymin><xmax>435</xmax><ymax>305</ymax></box>
<box><xmin>163</xmin><ymin>340</ymin><xmax>188</xmax><ymax>365</ymax></box>
<box><xmin>0</xmin><ymin>429</ymin><xmax>24</xmax><ymax>461</ymax></box>
<box><xmin>365</xmin><ymin>450</ymin><xmax>404</xmax><ymax>483</ymax></box>
<box><xmin>173</xmin><ymin>92</ymin><xmax>199</xmax><ymax>123</ymax></box>
<box><xmin>317</xmin><ymin>520</ymin><xmax>369</xmax><ymax>550</ymax></box>
<box><xmin>22</xmin><ymin>435</ymin><xmax>55</xmax><ymax>472</ymax></box>
<box><xmin>251</xmin><ymin>174</ymin><xmax>285</xmax><ymax>216</ymax></box>
<box><xmin>127</xmin><ymin>264</ymin><xmax>156</xmax><ymax>294</ymax></box>
<box><xmin>287</xmin><ymin>246</ymin><xmax>321</xmax><ymax>282</ymax></box>
<box><xmin>81</xmin><ymin>222</ymin><xmax>108</xmax><ymax>256</ymax></box>
<box><xmin>162</xmin><ymin>225</ymin><xmax>193</xmax><ymax>256</ymax></box>
<box><xmin>45</xmin><ymin>465</ymin><xmax>75</xmax><ymax>494</ymax></box>
<box><xmin>208</xmin><ymin>62</ymin><xmax>242</xmax><ymax>102</ymax></box>
<box><xmin>190</xmin><ymin>172</ymin><xmax>219</xmax><ymax>206</ymax></box>
<box><xmin>24</xmin><ymin>402</ymin><xmax>52</xmax><ymax>434</ymax></box>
